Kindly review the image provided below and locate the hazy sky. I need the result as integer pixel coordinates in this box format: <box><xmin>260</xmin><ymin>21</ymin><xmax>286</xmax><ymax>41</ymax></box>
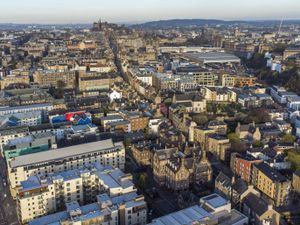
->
<box><xmin>0</xmin><ymin>0</ymin><xmax>299</xmax><ymax>24</ymax></box>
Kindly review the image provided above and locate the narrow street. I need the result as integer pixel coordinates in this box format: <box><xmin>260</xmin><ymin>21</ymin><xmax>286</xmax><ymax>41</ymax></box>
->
<box><xmin>0</xmin><ymin>156</ymin><xmax>20</xmax><ymax>225</ymax></box>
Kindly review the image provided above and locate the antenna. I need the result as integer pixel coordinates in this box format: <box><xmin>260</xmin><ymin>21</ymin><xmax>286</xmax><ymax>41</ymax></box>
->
<box><xmin>278</xmin><ymin>18</ymin><xmax>284</xmax><ymax>35</ymax></box>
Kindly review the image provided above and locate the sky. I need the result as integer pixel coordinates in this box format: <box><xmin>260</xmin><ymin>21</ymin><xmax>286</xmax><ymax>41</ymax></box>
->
<box><xmin>0</xmin><ymin>0</ymin><xmax>299</xmax><ymax>24</ymax></box>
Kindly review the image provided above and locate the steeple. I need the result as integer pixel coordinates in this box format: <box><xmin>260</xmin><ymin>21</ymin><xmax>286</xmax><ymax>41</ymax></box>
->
<box><xmin>201</xmin><ymin>148</ymin><xmax>208</xmax><ymax>163</ymax></box>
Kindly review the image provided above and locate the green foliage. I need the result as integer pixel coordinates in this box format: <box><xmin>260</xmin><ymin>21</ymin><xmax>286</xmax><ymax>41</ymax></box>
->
<box><xmin>163</xmin><ymin>98</ymin><xmax>173</xmax><ymax>106</ymax></box>
<box><xmin>284</xmin><ymin>68</ymin><xmax>300</xmax><ymax>95</ymax></box>
<box><xmin>185</xmin><ymin>35</ymin><xmax>211</xmax><ymax>46</ymax></box>
<box><xmin>281</xmin><ymin>134</ymin><xmax>296</xmax><ymax>144</ymax></box>
<box><xmin>57</xmin><ymin>80</ymin><xmax>67</xmax><ymax>89</ymax></box>
<box><xmin>124</xmin><ymin>138</ymin><xmax>131</xmax><ymax>149</ymax></box>
<box><xmin>247</xmin><ymin>53</ymin><xmax>266</xmax><ymax>70</ymax></box>
<box><xmin>272</xmin><ymin>43</ymin><xmax>287</xmax><ymax>54</ymax></box>
<box><xmin>287</xmin><ymin>150</ymin><xmax>300</xmax><ymax>170</ymax></box>
<box><xmin>138</xmin><ymin>173</ymin><xmax>148</xmax><ymax>189</ymax></box>
<box><xmin>193</xmin><ymin>114</ymin><xmax>208</xmax><ymax>125</ymax></box>
<box><xmin>228</xmin><ymin>133</ymin><xmax>241</xmax><ymax>144</ymax></box>
<box><xmin>207</xmin><ymin>103</ymin><xmax>218</xmax><ymax>114</ymax></box>
<box><xmin>253</xmin><ymin>140</ymin><xmax>263</xmax><ymax>148</ymax></box>
<box><xmin>49</xmin><ymin>87</ymin><xmax>64</xmax><ymax>99</ymax></box>
<box><xmin>245</xmin><ymin>108</ymin><xmax>271</xmax><ymax>124</ymax></box>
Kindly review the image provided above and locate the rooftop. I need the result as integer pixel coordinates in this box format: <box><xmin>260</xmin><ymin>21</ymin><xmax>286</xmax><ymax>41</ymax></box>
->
<box><xmin>200</xmin><ymin>194</ymin><xmax>228</xmax><ymax>210</ymax></box>
<box><xmin>254</xmin><ymin>163</ymin><xmax>287</xmax><ymax>182</ymax></box>
<box><xmin>183</xmin><ymin>52</ymin><xmax>241</xmax><ymax>63</ymax></box>
<box><xmin>29</xmin><ymin>192</ymin><xmax>145</xmax><ymax>225</ymax></box>
<box><xmin>10</xmin><ymin>139</ymin><xmax>123</xmax><ymax>168</ymax></box>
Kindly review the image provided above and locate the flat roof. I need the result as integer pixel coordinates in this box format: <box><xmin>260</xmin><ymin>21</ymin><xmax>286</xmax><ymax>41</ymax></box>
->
<box><xmin>10</xmin><ymin>139</ymin><xmax>123</xmax><ymax>168</ymax></box>
<box><xmin>201</xmin><ymin>194</ymin><xmax>228</xmax><ymax>209</ymax></box>
<box><xmin>254</xmin><ymin>163</ymin><xmax>287</xmax><ymax>182</ymax></box>
<box><xmin>0</xmin><ymin>103</ymin><xmax>53</xmax><ymax>112</ymax></box>
<box><xmin>148</xmin><ymin>205</ymin><xmax>211</xmax><ymax>225</ymax></box>
<box><xmin>183</xmin><ymin>52</ymin><xmax>240</xmax><ymax>63</ymax></box>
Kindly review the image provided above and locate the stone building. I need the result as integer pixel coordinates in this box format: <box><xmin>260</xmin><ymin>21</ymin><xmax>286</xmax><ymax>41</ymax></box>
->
<box><xmin>153</xmin><ymin>146</ymin><xmax>212</xmax><ymax>191</ymax></box>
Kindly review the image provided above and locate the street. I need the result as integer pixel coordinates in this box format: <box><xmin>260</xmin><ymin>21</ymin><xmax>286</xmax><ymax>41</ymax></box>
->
<box><xmin>0</xmin><ymin>156</ymin><xmax>20</xmax><ymax>225</ymax></box>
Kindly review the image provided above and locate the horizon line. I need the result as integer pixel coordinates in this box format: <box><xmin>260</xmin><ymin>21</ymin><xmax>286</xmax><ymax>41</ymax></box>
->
<box><xmin>1</xmin><ymin>18</ymin><xmax>300</xmax><ymax>26</ymax></box>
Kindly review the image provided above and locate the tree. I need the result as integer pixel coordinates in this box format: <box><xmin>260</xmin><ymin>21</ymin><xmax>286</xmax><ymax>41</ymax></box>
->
<box><xmin>287</xmin><ymin>150</ymin><xmax>300</xmax><ymax>170</ymax></box>
<box><xmin>193</xmin><ymin>114</ymin><xmax>208</xmax><ymax>125</ymax></box>
<box><xmin>282</xmin><ymin>134</ymin><xmax>296</xmax><ymax>144</ymax></box>
<box><xmin>247</xmin><ymin>53</ymin><xmax>266</xmax><ymax>70</ymax></box>
<box><xmin>228</xmin><ymin>133</ymin><xmax>241</xmax><ymax>144</ymax></box>
<box><xmin>253</xmin><ymin>140</ymin><xmax>264</xmax><ymax>148</ymax></box>
<box><xmin>138</xmin><ymin>173</ymin><xmax>148</xmax><ymax>189</ymax></box>
<box><xmin>57</xmin><ymin>80</ymin><xmax>67</xmax><ymax>89</ymax></box>
<box><xmin>207</xmin><ymin>103</ymin><xmax>218</xmax><ymax>114</ymax></box>
<box><xmin>245</xmin><ymin>108</ymin><xmax>271</xmax><ymax>124</ymax></box>
<box><xmin>124</xmin><ymin>138</ymin><xmax>131</xmax><ymax>149</ymax></box>
<box><xmin>163</xmin><ymin>98</ymin><xmax>173</xmax><ymax>106</ymax></box>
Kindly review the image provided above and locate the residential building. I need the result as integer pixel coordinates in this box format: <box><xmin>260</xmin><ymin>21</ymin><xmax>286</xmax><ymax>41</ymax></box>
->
<box><xmin>0</xmin><ymin>103</ymin><xmax>53</xmax><ymax>116</ymax></box>
<box><xmin>172</xmin><ymin>93</ymin><xmax>207</xmax><ymax>113</ymax></box>
<box><xmin>241</xmin><ymin>193</ymin><xmax>280</xmax><ymax>225</ymax></box>
<box><xmin>28</xmin><ymin>192</ymin><xmax>147</xmax><ymax>225</ymax></box>
<box><xmin>120</xmin><ymin>111</ymin><xmax>149</xmax><ymax>132</ymax></box>
<box><xmin>292</xmin><ymin>170</ymin><xmax>300</xmax><ymax>194</ymax></box>
<box><xmin>17</xmin><ymin>163</ymin><xmax>135</xmax><ymax>224</ymax></box>
<box><xmin>131</xmin><ymin>142</ymin><xmax>152</xmax><ymax>167</ymax></box>
<box><xmin>2</xmin><ymin>131</ymin><xmax>56</xmax><ymax>160</ymax></box>
<box><xmin>153</xmin><ymin>147</ymin><xmax>212</xmax><ymax>191</ymax></box>
<box><xmin>0</xmin><ymin>74</ymin><xmax>30</xmax><ymax>90</ymax></box>
<box><xmin>0</xmin><ymin>111</ymin><xmax>43</xmax><ymax>128</ymax></box>
<box><xmin>33</xmin><ymin>70</ymin><xmax>76</xmax><ymax>88</ymax></box>
<box><xmin>176</xmin><ymin>67</ymin><xmax>217</xmax><ymax>86</ymax></box>
<box><xmin>207</xmin><ymin>134</ymin><xmax>231</xmax><ymax>161</ymax></box>
<box><xmin>78</xmin><ymin>72</ymin><xmax>112</xmax><ymax>91</ymax></box>
<box><xmin>0</xmin><ymin>126</ymin><xmax>29</xmax><ymax>146</ymax></box>
<box><xmin>231</xmin><ymin>153</ymin><xmax>263</xmax><ymax>183</ymax></box>
<box><xmin>252</xmin><ymin>163</ymin><xmax>290</xmax><ymax>207</ymax></box>
<box><xmin>7</xmin><ymin>139</ymin><xmax>125</xmax><ymax>194</ymax></box>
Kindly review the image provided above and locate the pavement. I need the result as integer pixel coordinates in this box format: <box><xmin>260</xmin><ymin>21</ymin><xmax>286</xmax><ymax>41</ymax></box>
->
<box><xmin>0</xmin><ymin>156</ymin><xmax>20</xmax><ymax>225</ymax></box>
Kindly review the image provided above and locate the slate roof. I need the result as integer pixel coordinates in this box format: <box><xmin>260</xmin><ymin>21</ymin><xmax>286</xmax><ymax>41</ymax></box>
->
<box><xmin>243</xmin><ymin>193</ymin><xmax>268</xmax><ymax>216</ymax></box>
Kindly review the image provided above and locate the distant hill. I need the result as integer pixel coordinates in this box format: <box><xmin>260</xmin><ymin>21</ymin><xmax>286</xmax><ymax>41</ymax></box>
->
<box><xmin>130</xmin><ymin>19</ymin><xmax>300</xmax><ymax>29</ymax></box>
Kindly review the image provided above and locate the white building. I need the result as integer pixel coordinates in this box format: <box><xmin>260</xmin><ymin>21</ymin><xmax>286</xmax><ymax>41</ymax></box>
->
<box><xmin>270</xmin><ymin>86</ymin><xmax>298</xmax><ymax>104</ymax></box>
<box><xmin>8</xmin><ymin>139</ymin><xmax>125</xmax><ymax>193</ymax></box>
<box><xmin>287</xmin><ymin>96</ymin><xmax>300</xmax><ymax>110</ymax></box>
<box><xmin>0</xmin><ymin>103</ymin><xmax>53</xmax><ymax>116</ymax></box>
<box><xmin>295</xmin><ymin>116</ymin><xmax>300</xmax><ymax>137</ymax></box>
<box><xmin>17</xmin><ymin>163</ymin><xmax>135</xmax><ymax>224</ymax></box>
<box><xmin>148</xmin><ymin>193</ymin><xmax>248</xmax><ymax>225</ymax></box>
<box><xmin>0</xmin><ymin>126</ymin><xmax>29</xmax><ymax>146</ymax></box>
<box><xmin>109</xmin><ymin>89</ymin><xmax>122</xmax><ymax>102</ymax></box>
<box><xmin>0</xmin><ymin>111</ymin><xmax>43</xmax><ymax>127</ymax></box>
<box><xmin>28</xmin><ymin>192</ymin><xmax>147</xmax><ymax>225</ymax></box>
<box><xmin>135</xmin><ymin>74</ymin><xmax>153</xmax><ymax>86</ymax></box>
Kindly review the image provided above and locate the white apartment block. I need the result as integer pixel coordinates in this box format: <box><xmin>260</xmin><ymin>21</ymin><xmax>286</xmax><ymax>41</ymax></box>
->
<box><xmin>17</xmin><ymin>163</ymin><xmax>135</xmax><ymax>224</ymax></box>
<box><xmin>0</xmin><ymin>126</ymin><xmax>29</xmax><ymax>146</ymax></box>
<box><xmin>0</xmin><ymin>103</ymin><xmax>53</xmax><ymax>116</ymax></box>
<box><xmin>28</xmin><ymin>192</ymin><xmax>147</xmax><ymax>225</ymax></box>
<box><xmin>8</xmin><ymin>139</ymin><xmax>125</xmax><ymax>194</ymax></box>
